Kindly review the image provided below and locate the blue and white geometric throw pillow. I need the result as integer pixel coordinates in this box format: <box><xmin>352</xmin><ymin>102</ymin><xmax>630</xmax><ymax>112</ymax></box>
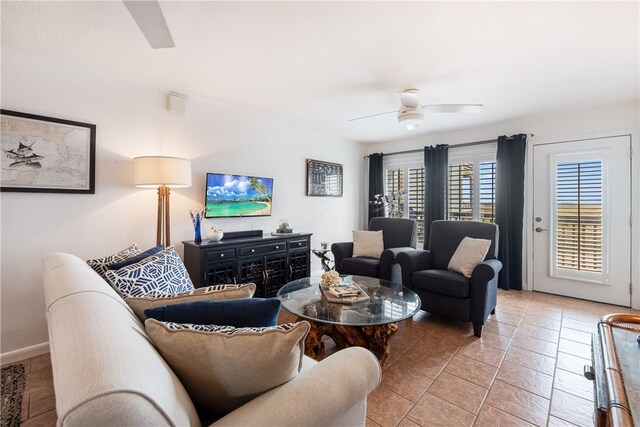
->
<box><xmin>105</xmin><ymin>246</ymin><xmax>194</xmax><ymax>298</ymax></box>
<box><xmin>86</xmin><ymin>243</ymin><xmax>141</xmax><ymax>279</ymax></box>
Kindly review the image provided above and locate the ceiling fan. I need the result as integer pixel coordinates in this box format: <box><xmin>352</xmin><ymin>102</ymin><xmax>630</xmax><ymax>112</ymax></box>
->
<box><xmin>123</xmin><ymin>0</ymin><xmax>175</xmax><ymax>49</ymax></box>
<box><xmin>349</xmin><ymin>89</ymin><xmax>483</xmax><ymax>130</ymax></box>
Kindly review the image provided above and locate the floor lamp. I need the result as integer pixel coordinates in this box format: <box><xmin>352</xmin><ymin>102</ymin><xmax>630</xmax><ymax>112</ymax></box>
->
<box><xmin>133</xmin><ymin>156</ymin><xmax>192</xmax><ymax>248</ymax></box>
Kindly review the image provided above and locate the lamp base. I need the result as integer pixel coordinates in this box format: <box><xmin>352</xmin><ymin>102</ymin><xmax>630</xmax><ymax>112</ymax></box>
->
<box><xmin>157</xmin><ymin>185</ymin><xmax>171</xmax><ymax>248</ymax></box>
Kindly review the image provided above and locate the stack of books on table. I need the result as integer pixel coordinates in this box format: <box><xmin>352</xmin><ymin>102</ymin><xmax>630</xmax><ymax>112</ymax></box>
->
<box><xmin>321</xmin><ymin>283</ymin><xmax>370</xmax><ymax>304</ymax></box>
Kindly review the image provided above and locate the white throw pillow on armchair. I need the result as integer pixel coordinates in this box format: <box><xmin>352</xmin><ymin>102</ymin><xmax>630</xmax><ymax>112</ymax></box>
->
<box><xmin>352</xmin><ymin>230</ymin><xmax>384</xmax><ymax>258</ymax></box>
<box><xmin>448</xmin><ymin>237</ymin><xmax>492</xmax><ymax>278</ymax></box>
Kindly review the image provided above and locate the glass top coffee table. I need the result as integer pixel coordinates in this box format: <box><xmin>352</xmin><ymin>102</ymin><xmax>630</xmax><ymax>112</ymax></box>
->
<box><xmin>277</xmin><ymin>275</ymin><xmax>421</xmax><ymax>365</ymax></box>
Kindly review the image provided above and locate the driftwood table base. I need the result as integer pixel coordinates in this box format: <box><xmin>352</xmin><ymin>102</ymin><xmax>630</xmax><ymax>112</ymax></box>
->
<box><xmin>300</xmin><ymin>318</ymin><xmax>399</xmax><ymax>365</ymax></box>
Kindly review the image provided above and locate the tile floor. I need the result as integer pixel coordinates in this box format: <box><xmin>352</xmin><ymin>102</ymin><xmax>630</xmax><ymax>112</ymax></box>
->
<box><xmin>3</xmin><ymin>289</ymin><xmax>638</xmax><ymax>427</ymax></box>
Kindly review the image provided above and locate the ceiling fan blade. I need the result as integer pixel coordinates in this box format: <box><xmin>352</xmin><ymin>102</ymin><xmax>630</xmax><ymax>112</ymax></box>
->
<box><xmin>422</xmin><ymin>104</ymin><xmax>484</xmax><ymax>113</ymax></box>
<box><xmin>349</xmin><ymin>110</ymin><xmax>398</xmax><ymax>122</ymax></box>
<box><xmin>123</xmin><ymin>0</ymin><xmax>175</xmax><ymax>49</ymax></box>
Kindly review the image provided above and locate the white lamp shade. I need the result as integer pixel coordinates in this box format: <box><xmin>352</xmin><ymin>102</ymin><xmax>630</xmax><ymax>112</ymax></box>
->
<box><xmin>133</xmin><ymin>156</ymin><xmax>192</xmax><ymax>188</ymax></box>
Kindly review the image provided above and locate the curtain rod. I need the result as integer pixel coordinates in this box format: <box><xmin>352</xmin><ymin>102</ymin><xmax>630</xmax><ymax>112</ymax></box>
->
<box><xmin>363</xmin><ymin>134</ymin><xmax>533</xmax><ymax>159</ymax></box>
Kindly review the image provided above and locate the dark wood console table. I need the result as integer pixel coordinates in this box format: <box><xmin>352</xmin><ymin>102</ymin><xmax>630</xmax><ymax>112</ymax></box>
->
<box><xmin>183</xmin><ymin>233</ymin><xmax>312</xmax><ymax>298</ymax></box>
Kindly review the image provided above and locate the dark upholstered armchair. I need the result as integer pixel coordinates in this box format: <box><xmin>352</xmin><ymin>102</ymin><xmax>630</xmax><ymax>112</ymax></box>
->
<box><xmin>397</xmin><ymin>220</ymin><xmax>502</xmax><ymax>337</ymax></box>
<box><xmin>332</xmin><ymin>217</ymin><xmax>418</xmax><ymax>283</ymax></box>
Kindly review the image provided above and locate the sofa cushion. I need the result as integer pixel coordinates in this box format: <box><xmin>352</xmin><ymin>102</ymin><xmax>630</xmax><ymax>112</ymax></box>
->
<box><xmin>145</xmin><ymin>298</ymin><xmax>281</xmax><ymax>328</ymax></box>
<box><xmin>340</xmin><ymin>257</ymin><xmax>380</xmax><ymax>278</ymax></box>
<box><xmin>352</xmin><ymin>230</ymin><xmax>384</xmax><ymax>258</ymax></box>
<box><xmin>125</xmin><ymin>283</ymin><xmax>256</xmax><ymax>321</ymax></box>
<box><xmin>105</xmin><ymin>246</ymin><xmax>194</xmax><ymax>298</ymax></box>
<box><xmin>86</xmin><ymin>243</ymin><xmax>141</xmax><ymax>278</ymax></box>
<box><xmin>145</xmin><ymin>319</ymin><xmax>310</xmax><ymax>415</ymax></box>
<box><xmin>107</xmin><ymin>245</ymin><xmax>163</xmax><ymax>271</ymax></box>
<box><xmin>448</xmin><ymin>237</ymin><xmax>492</xmax><ymax>278</ymax></box>
<box><xmin>412</xmin><ymin>269</ymin><xmax>470</xmax><ymax>298</ymax></box>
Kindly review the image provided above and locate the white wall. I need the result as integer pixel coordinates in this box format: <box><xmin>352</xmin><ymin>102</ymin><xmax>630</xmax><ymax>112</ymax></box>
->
<box><xmin>366</xmin><ymin>99</ymin><xmax>640</xmax><ymax>306</ymax></box>
<box><xmin>0</xmin><ymin>50</ymin><xmax>366</xmax><ymax>360</ymax></box>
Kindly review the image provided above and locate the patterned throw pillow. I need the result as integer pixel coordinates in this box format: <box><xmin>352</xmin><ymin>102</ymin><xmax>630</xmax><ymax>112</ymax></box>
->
<box><xmin>105</xmin><ymin>246</ymin><xmax>194</xmax><ymax>298</ymax></box>
<box><xmin>86</xmin><ymin>243</ymin><xmax>141</xmax><ymax>278</ymax></box>
<box><xmin>106</xmin><ymin>245</ymin><xmax>163</xmax><ymax>271</ymax></box>
<box><xmin>145</xmin><ymin>319</ymin><xmax>310</xmax><ymax>415</ymax></box>
<box><xmin>125</xmin><ymin>283</ymin><xmax>256</xmax><ymax>321</ymax></box>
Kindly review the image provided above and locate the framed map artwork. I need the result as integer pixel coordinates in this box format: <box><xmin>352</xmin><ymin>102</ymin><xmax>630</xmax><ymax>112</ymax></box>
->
<box><xmin>1</xmin><ymin>110</ymin><xmax>96</xmax><ymax>193</ymax></box>
<box><xmin>306</xmin><ymin>159</ymin><xmax>343</xmax><ymax>197</ymax></box>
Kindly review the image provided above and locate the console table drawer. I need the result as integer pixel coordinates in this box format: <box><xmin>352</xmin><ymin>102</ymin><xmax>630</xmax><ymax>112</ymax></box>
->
<box><xmin>289</xmin><ymin>239</ymin><xmax>308</xmax><ymax>250</ymax></box>
<box><xmin>239</xmin><ymin>242</ymin><xmax>286</xmax><ymax>256</ymax></box>
<box><xmin>205</xmin><ymin>249</ymin><xmax>236</xmax><ymax>262</ymax></box>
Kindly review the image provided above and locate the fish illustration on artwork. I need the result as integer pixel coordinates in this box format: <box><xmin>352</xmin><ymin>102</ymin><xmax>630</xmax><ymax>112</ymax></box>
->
<box><xmin>2</xmin><ymin>137</ymin><xmax>43</xmax><ymax>168</ymax></box>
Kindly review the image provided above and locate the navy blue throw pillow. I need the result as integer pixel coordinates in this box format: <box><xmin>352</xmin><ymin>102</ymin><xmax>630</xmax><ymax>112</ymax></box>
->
<box><xmin>107</xmin><ymin>245</ymin><xmax>163</xmax><ymax>270</ymax></box>
<box><xmin>144</xmin><ymin>298</ymin><xmax>281</xmax><ymax>328</ymax></box>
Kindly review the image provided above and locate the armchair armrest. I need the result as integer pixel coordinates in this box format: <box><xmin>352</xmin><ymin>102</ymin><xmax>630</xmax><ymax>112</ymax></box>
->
<box><xmin>331</xmin><ymin>242</ymin><xmax>353</xmax><ymax>273</ymax></box>
<box><xmin>397</xmin><ymin>250</ymin><xmax>432</xmax><ymax>288</ymax></box>
<box><xmin>211</xmin><ymin>347</ymin><xmax>381</xmax><ymax>427</ymax></box>
<box><xmin>380</xmin><ymin>247</ymin><xmax>416</xmax><ymax>281</ymax></box>
<box><xmin>469</xmin><ymin>259</ymin><xmax>503</xmax><ymax>324</ymax></box>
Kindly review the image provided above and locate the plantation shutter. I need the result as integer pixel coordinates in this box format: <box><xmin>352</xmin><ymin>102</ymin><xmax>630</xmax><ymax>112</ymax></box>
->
<box><xmin>408</xmin><ymin>167</ymin><xmax>425</xmax><ymax>243</ymax></box>
<box><xmin>555</xmin><ymin>161</ymin><xmax>603</xmax><ymax>273</ymax></box>
<box><xmin>479</xmin><ymin>161</ymin><xmax>496</xmax><ymax>223</ymax></box>
<box><xmin>448</xmin><ymin>163</ymin><xmax>474</xmax><ymax>220</ymax></box>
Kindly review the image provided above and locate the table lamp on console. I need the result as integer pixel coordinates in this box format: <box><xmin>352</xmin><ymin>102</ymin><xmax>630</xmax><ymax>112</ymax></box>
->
<box><xmin>133</xmin><ymin>156</ymin><xmax>192</xmax><ymax>248</ymax></box>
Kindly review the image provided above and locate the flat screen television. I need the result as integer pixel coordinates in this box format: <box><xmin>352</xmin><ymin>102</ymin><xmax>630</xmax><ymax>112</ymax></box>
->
<box><xmin>205</xmin><ymin>173</ymin><xmax>273</xmax><ymax>218</ymax></box>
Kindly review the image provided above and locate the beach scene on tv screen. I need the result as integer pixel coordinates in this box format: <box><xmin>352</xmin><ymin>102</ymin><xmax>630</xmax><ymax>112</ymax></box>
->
<box><xmin>205</xmin><ymin>174</ymin><xmax>273</xmax><ymax>217</ymax></box>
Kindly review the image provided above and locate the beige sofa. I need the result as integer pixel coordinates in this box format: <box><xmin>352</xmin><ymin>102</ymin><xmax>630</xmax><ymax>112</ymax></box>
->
<box><xmin>43</xmin><ymin>253</ymin><xmax>381</xmax><ymax>426</ymax></box>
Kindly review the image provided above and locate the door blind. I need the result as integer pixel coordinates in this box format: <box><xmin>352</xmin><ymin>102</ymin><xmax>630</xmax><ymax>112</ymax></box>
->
<box><xmin>555</xmin><ymin>161</ymin><xmax>603</xmax><ymax>273</ymax></box>
<box><xmin>448</xmin><ymin>163</ymin><xmax>474</xmax><ymax>220</ymax></box>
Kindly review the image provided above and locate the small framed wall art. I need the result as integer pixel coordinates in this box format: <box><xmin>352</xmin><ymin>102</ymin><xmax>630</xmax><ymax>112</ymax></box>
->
<box><xmin>0</xmin><ymin>110</ymin><xmax>96</xmax><ymax>194</ymax></box>
<box><xmin>306</xmin><ymin>159</ymin><xmax>343</xmax><ymax>197</ymax></box>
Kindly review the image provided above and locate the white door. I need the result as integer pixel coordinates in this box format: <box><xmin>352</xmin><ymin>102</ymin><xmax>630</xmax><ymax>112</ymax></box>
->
<box><xmin>532</xmin><ymin>135</ymin><xmax>631</xmax><ymax>306</ymax></box>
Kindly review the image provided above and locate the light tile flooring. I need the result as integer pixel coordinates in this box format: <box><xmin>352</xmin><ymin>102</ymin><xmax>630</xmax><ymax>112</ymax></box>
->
<box><xmin>4</xmin><ymin>289</ymin><xmax>638</xmax><ymax>427</ymax></box>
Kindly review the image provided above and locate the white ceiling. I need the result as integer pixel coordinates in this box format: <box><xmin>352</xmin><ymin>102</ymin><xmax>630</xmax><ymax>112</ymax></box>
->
<box><xmin>1</xmin><ymin>1</ymin><xmax>638</xmax><ymax>143</ymax></box>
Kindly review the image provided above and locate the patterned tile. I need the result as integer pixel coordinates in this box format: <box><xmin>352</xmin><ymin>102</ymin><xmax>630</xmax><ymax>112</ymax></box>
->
<box><xmin>553</xmin><ymin>369</ymin><xmax>594</xmax><ymax>401</ymax></box>
<box><xmin>474</xmin><ymin>404</ymin><xmax>535</xmax><ymax>427</ymax></box>
<box><xmin>457</xmin><ymin>341</ymin><xmax>506</xmax><ymax>367</ymax></box>
<box><xmin>407</xmin><ymin>393</ymin><xmax>475</xmax><ymax>427</ymax></box>
<box><xmin>380</xmin><ymin>363</ymin><xmax>432</xmax><ymax>402</ymax></box>
<box><xmin>521</xmin><ymin>313</ymin><xmax>562</xmax><ymax>331</ymax></box>
<box><xmin>367</xmin><ymin>386</ymin><xmax>414</xmax><ymax>427</ymax></box>
<box><xmin>549</xmin><ymin>389</ymin><xmax>594</xmax><ymax>426</ymax></box>
<box><xmin>559</xmin><ymin>328</ymin><xmax>593</xmax><ymax>345</ymax></box>
<box><xmin>496</xmin><ymin>361</ymin><xmax>553</xmax><ymax>399</ymax></box>
<box><xmin>504</xmin><ymin>346</ymin><xmax>556</xmax><ymax>376</ymax></box>
<box><xmin>485</xmin><ymin>380</ymin><xmax>550</xmax><ymax>426</ymax></box>
<box><xmin>427</xmin><ymin>372</ymin><xmax>488</xmax><ymax>415</ymax></box>
<box><xmin>516</xmin><ymin>323</ymin><xmax>560</xmax><ymax>343</ymax></box>
<box><xmin>512</xmin><ymin>333</ymin><xmax>558</xmax><ymax>357</ymax></box>
<box><xmin>556</xmin><ymin>352</ymin><xmax>592</xmax><ymax>376</ymax></box>
<box><xmin>558</xmin><ymin>339</ymin><xmax>592</xmax><ymax>359</ymax></box>
<box><xmin>444</xmin><ymin>354</ymin><xmax>498</xmax><ymax>389</ymax></box>
<box><xmin>397</xmin><ymin>347</ymin><xmax>449</xmax><ymax>380</ymax></box>
<box><xmin>465</xmin><ymin>330</ymin><xmax>512</xmax><ymax>351</ymax></box>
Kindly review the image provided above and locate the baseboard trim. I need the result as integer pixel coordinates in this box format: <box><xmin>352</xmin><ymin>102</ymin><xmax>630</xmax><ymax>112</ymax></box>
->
<box><xmin>1</xmin><ymin>342</ymin><xmax>49</xmax><ymax>366</ymax></box>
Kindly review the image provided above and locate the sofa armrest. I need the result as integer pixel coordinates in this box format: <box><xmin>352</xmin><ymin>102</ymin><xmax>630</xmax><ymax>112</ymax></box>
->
<box><xmin>397</xmin><ymin>250</ymin><xmax>432</xmax><ymax>287</ymax></box>
<box><xmin>379</xmin><ymin>247</ymin><xmax>416</xmax><ymax>281</ymax></box>
<box><xmin>469</xmin><ymin>259</ymin><xmax>503</xmax><ymax>324</ymax></box>
<box><xmin>331</xmin><ymin>242</ymin><xmax>354</xmax><ymax>273</ymax></box>
<box><xmin>211</xmin><ymin>347</ymin><xmax>381</xmax><ymax>427</ymax></box>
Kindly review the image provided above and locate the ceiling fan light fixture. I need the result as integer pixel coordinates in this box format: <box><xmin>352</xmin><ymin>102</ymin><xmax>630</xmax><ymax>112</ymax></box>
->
<box><xmin>397</xmin><ymin>107</ymin><xmax>424</xmax><ymax>130</ymax></box>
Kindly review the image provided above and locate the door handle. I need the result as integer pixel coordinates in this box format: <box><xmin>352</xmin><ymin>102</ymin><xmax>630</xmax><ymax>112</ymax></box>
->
<box><xmin>535</xmin><ymin>227</ymin><xmax>548</xmax><ymax>233</ymax></box>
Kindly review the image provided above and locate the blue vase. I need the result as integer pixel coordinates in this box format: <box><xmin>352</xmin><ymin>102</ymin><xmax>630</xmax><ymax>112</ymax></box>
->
<box><xmin>194</xmin><ymin>216</ymin><xmax>202</xmax><ymax>243</ymax></box>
